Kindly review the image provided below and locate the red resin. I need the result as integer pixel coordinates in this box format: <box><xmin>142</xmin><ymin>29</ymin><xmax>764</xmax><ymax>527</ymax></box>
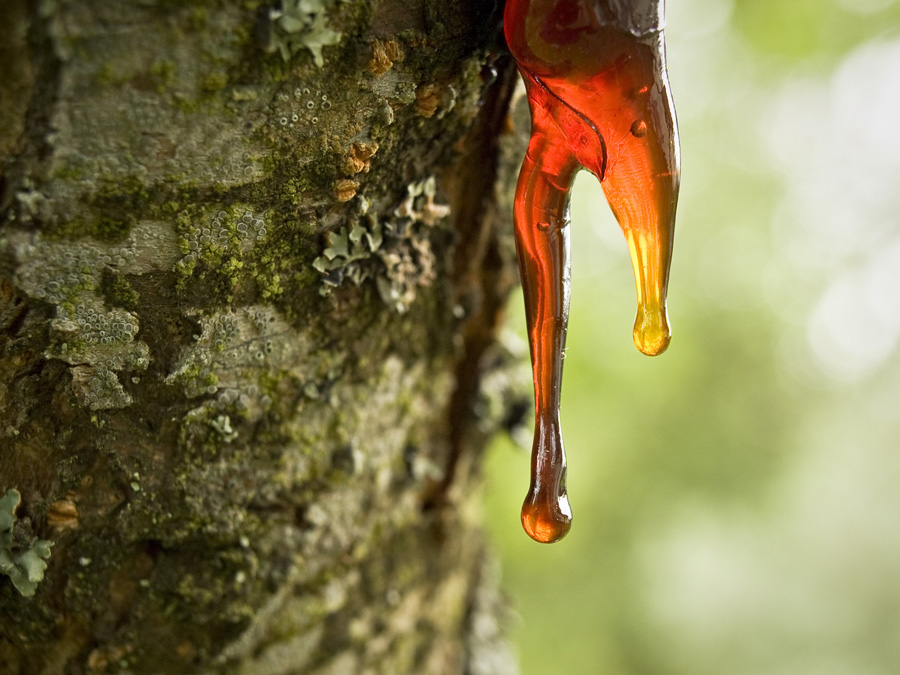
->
<box><xmin>504</xmin><ymin>0</ymin><xmax>681</xmax><ymax>543</ymax></box>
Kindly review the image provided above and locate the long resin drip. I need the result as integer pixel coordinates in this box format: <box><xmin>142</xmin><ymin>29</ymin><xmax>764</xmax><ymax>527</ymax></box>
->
<box><xmin>505</xmin><ymin>0</ymin><xmax>681</xmax><ymax>542</ymax></box>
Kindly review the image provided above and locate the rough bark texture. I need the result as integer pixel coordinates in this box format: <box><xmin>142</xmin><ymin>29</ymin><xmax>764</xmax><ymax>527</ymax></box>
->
<box><xmin>0</xmin><ymin>1</ymin><xmax>529</xmax><ymax>672</ymax></box>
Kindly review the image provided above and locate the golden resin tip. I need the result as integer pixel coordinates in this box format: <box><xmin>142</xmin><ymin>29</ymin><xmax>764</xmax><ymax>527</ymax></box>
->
<box><xmin>633</xmin><ymin>302</ymin><xmax>671</xmax><ymax>356</ymax></box>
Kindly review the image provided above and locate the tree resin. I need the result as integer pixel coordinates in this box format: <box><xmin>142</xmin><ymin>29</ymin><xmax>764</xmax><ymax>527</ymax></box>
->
<box><xmin>504</xmin><ymin>0</ymin><xmax>681</xmax><ymax>543</ymax></box>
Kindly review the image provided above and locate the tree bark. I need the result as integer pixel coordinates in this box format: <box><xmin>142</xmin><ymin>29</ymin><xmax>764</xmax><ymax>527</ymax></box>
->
<box><xmin>0</xmin><ymin>1</ymin><xmax>526</xmax><ymax>672</ymax></box>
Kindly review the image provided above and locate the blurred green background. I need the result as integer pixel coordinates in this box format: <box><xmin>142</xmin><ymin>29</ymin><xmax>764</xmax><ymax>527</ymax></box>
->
<box><xmin>483</xmin><ymin>0</ymin><xmax>900</xmax><ymax>673</ymax></box>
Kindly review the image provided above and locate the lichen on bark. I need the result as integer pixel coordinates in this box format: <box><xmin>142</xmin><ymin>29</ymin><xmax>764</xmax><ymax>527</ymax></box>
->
<box><xmin>0</xmin><ymin>0</ymin><xmax>524</xmax><ymax>672</ymax></box>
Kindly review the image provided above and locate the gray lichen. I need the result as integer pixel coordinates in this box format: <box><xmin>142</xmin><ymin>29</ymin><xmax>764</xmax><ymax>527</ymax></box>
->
<box><xmin>0</xmin><ymin>490</ymin><xmax>53</xmax><ymax>598</ymax></box>
<box><xmin>313</xmin><ymin>177</ymin><xmax>451</xmax><ymax>313</ymax></box>
<box><xmin>8</xmin><ymin>223</ymin><xmax>177</xmax><ymax>409</ymax></box>
<box><xmin>166</xmin><ymin>306</ymin><xmax>309</xmax><ymax>435</ymax></box>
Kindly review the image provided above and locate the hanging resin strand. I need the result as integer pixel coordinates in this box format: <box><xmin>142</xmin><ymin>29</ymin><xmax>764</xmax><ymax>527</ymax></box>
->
<box><xmin>504</xmin><ymin>0</ymin><xmax>681</xmax><ymax>543</ymax></box>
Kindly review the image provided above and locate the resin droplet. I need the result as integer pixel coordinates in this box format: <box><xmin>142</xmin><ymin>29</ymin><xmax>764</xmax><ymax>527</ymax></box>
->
<box><xmin>522</xmin><ymin>495</ymin><xmax>571</xmax><ymax>543</ymax></box>
<box><xmin>633</xmin><ymin>303</ymin><xmax>670</xmax><ymax>356</ymax></box>
<box><xmin>521</xmin><ymin>416</ymin><xmax>571</xmax><ymax>543</ymax></box>
<box><xmin>504</xmin><ymin>0</ymin><xmax>681</xmax><ymax>542</ymax></box>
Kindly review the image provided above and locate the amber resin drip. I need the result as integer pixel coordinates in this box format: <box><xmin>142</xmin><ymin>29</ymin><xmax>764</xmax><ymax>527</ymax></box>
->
<box><xmin>504</xmin><ymin>0</ymin><xmax>681</xmax><ymax>543</ymax></box>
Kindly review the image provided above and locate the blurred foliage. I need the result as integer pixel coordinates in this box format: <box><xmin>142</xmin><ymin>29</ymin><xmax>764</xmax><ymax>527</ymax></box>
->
<box><xmin>484</xmin><ymin>1</ymin><xmax>900</xmax><ymax>673</ymax></box>
<box><xmin>732</xmin><ymin>0</ymin><xmax>900</xmax><ymax>62</ymax></box>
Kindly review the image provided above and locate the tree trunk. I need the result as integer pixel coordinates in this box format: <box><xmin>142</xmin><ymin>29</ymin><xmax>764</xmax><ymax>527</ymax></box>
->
<box><xmin>0</xmin><ymin>0</ymin><xmax>526</xmax><ymax>672</ymax></box>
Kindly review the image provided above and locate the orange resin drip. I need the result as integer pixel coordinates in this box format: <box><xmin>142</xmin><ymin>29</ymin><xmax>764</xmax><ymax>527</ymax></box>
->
<box><xmin>504</xmin><ymin>0</ymin><xmax>681</xmax><ymax>543</ymax></box>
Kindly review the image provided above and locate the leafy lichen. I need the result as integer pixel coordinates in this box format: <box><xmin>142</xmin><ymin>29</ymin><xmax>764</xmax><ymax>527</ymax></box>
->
<box><xmin>312</xmin><ymin>176</ymin><xmax>450</xmax><ymax>313</ymax></box>
<box><xmin>265</xmin><ymin>0</ymin><xmax>343</xmax><ymax>67</ymax></box>
<box><xmin>0</xmin><ymin>490</ymin><xmax>53</xmax><ymax>598</ymax></box>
